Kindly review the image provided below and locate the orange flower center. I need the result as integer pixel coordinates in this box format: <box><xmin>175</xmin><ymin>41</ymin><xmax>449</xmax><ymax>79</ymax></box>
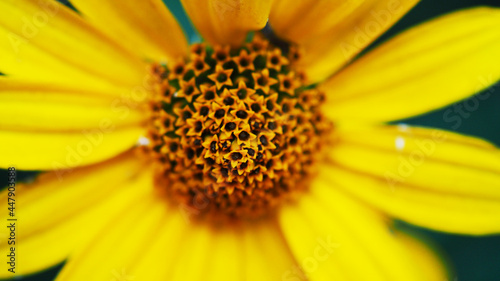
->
<box><xmin>144</xmin><ymin>35</ymin><xmax>332</xmax><ymax>220</ymax></box>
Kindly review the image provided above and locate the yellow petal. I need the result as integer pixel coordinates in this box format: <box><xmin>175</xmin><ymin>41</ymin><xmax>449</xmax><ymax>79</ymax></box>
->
<box><xmin>169</xmin><ymin>223</ymin><xmax>214</xmax><ymax>281</ymax></box>
<box><xmin>0</xmin><ymin>0</ymin><xmax>146</xmax><ymax>89</ymax></box>
<box><xmin>206</xmin><ymin>227</ymin><xmax>243</xmax><ymax>281</ymax></box>
<box><xmin>2</xmin><ymin>152</ymin><xmax>144</xmax><ymax>234</ymax></box>
<box><xmin>0</xmin><ymin>127</ymin><xmax>144</xmax><ymax>170</ymax></box>
<box><xmin>181</xmin><ymin>0</ymin><xmax>272</xmax><ymax>46</ymax></box>
<box><xmin>243</xmin><ymin>220</ymin><xmax>299</xmax><ymax>281</ymax></box>
<box><xmin>270</xmin><ymin>0</ymin><xmax>419</xmax><ymax>83</ymax></box>
<box><xmin>136</xmin><ymin>215</ymin><xmax>296</xmax><ymax>281</ymax></box>
<box><xmin>321</xmin><ymin>7</ymin><xmax>500</xmax><ymax>122</ymax></box>
<box><xmin>130</xmin><ymin>212</ymin><xmax>189</xmax><ymax>280</ymax></box>
<box><xmin>135</xmin><ymin>218</ymin><xmax>296</xmax><ymax>281</ymax></box>
<box><xmin>0</xmin><ymin>28</ymin><xmax>124</xmax><ymax>94</ymax></box>
<box><xmin>0</xmin><ymin>153</ymin><xmax>150</xmax><ymax>277</ymax></box>
<box><xmin>333</xmin><ymin>125</ymin><xmax>500</xmax><ymax>198</ymax></box>
<box><xmin>0</xmin><ymin>78</ymin><xmax>145</xmax><ymax>132</ymax></box>
<box><xmin>55</xmin><ymin>194</ymin><xmax>165</xmax><ymax>281</ymax></box>
<box><xmin>278</xmin><ymin>204</ymin><xmax>348</xmax><ymax>281</ymax></box>
<box><xmin>327</xmin><ymin>125</ymin><xmax>500</xmax><ymax>234</ymax></box>
<box><xmin>71</xmin><ymin>0</ymin><xmax>188</xmax><ymax>62</ymax></box>
<box><xmin>396</xmin><ymin>232</ymin><xmax>449</xmax><ymax>281</ymax></box>
<box><xmin>279</xmin><ymin>178</ymin><xmax>429</xmax><ymax>281</ymax></box>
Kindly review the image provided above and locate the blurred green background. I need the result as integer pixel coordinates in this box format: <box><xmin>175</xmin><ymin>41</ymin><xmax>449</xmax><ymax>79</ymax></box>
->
<box><xmin>1</xmin><ymin>0</ymin><xmax>499</xmax><ymax>280</ymax></box>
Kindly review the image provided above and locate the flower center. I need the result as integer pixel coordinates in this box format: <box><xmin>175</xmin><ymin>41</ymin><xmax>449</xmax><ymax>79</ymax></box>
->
<box><xmin>144</xmin><ymin>35</ymin><xmax>332</xmax><ymax>220</ymax></box>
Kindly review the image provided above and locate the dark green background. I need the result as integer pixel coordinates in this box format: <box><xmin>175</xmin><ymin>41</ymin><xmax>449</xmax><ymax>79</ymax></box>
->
<box><xmin>1</xmin><ymin>0</ymin><xmax>499</xmax><ymax>280</ymax></box>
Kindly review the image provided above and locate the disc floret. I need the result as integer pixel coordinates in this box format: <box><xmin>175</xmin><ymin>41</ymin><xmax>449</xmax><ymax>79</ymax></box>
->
<box><xmin>145</xmin><ymin>35</ymin><xmax>332</xmax><ymax>218</ymax></box>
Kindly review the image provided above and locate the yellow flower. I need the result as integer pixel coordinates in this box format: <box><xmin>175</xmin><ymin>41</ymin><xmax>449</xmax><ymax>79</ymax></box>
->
<box><xmin>1</xmin><ymin>0</ymin><xmax>500</xmax><ymax>280</ymax></box>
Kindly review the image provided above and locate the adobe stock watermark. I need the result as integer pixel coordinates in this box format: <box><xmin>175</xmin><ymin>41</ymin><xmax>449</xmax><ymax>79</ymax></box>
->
<box><xmin>281</xmin><ymin>236</ymin><xmax>340</xmax><ymax>281</ymax></box>
<box><xmin>384</xmin><ymin>126</ymin><xmax>448</xmax><ymax>190</ymax></box>
<box><xmin>8</xmin><ymin>0</ymin><xmax>60</xmax><ymax>54</ymax></box>
<box><xmin>282</xmin><ymin>236</ymin><xmax>340</xmax><ymax>281</ymax></box>
<box><xmin>339</xmin><ymin>0</ymin><xmax>404</xmax><ymax>59</ymax></box>
<box><xmin>443</xmin><ymin>75</ymin><xmax>499</xmax><ymax>130</ymax></box>
<box><xmin>51</xmin><ymin>72</ymin><xmax>156</xmax><ymax>181</ymax></box>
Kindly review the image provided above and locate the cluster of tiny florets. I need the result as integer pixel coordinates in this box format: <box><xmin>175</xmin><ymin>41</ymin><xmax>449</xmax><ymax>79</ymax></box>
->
<box><xmin>145</xmin><ymin>34</ymin><xmax>332</xmax><ymax>218</ymax></box>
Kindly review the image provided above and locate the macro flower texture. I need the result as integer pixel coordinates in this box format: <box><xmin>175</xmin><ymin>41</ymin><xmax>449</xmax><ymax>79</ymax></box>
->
<box><xmin>1</xmin><ymin>0</ymin><xmax>500</xmax><ymax>280</ymax></box>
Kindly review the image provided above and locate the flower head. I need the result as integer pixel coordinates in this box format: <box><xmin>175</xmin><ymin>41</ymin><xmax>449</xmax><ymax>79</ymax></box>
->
<box><xmin>1</xmin><ymin>0</ymin><xmax>500</xmax><ymax>280</ymax></box>
<box><xmin>145</xmin><ymin>40</ymin><xmax>332</xmax><ymax>218</ymax></box>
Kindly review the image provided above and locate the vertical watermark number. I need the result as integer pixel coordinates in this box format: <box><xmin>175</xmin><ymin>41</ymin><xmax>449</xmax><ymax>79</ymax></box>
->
<box><xmin>6</xmin><ymin>167</ymin><xmax>16</xmax><ymax>274</ymax></box>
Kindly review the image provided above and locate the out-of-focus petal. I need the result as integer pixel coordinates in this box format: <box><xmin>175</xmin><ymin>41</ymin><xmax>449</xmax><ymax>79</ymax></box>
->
<box><xmin>0</xmin><ymin>152</ymin><xmax>148</xmax><ymax>277</ymax></box>
<box><xmin>71</xmin><ymin>0</ymin><xmax>188</xmax><ymax>62</ymax></box>
<box><xmin>279</xmin><ymin>177</ymin><xmax>430</xmax><ymax>281</ymax></box>
<box><xmin>0</xmin><ymin>78</ymin><xmax>145</xmax><ymax>132</ymax></box>
<box><xmin>327</xmin><ymin>125</ymin><xmax>500</xmax><ymax>234</ymax></box>
<box><xmin>397</xmin><ymin>233</ymin><xmax>450</xmax><ymax>281</ymax></box>
<box><xmin>182</xmin><ymin>0</ymin><xmax>272</xmax><ymax>46</ymax></box>
<box><xmin>0</xmin><ymin>0</ymin><xmax>146</xmax><ymax>90</ymax></box>
<box><xmin>270</xmin><ymin>0</ymin><xmax>419</xmax><ymax>83</ymax></box>
<box><xmin>0</xmin><ymin>127</ymin><xmax>144</xmax><ymax>170</ymax></box>
<box><xmin>321</xmin><ymin>7</ymin><xmax>500</xmax><ymax>122</ymax></box>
